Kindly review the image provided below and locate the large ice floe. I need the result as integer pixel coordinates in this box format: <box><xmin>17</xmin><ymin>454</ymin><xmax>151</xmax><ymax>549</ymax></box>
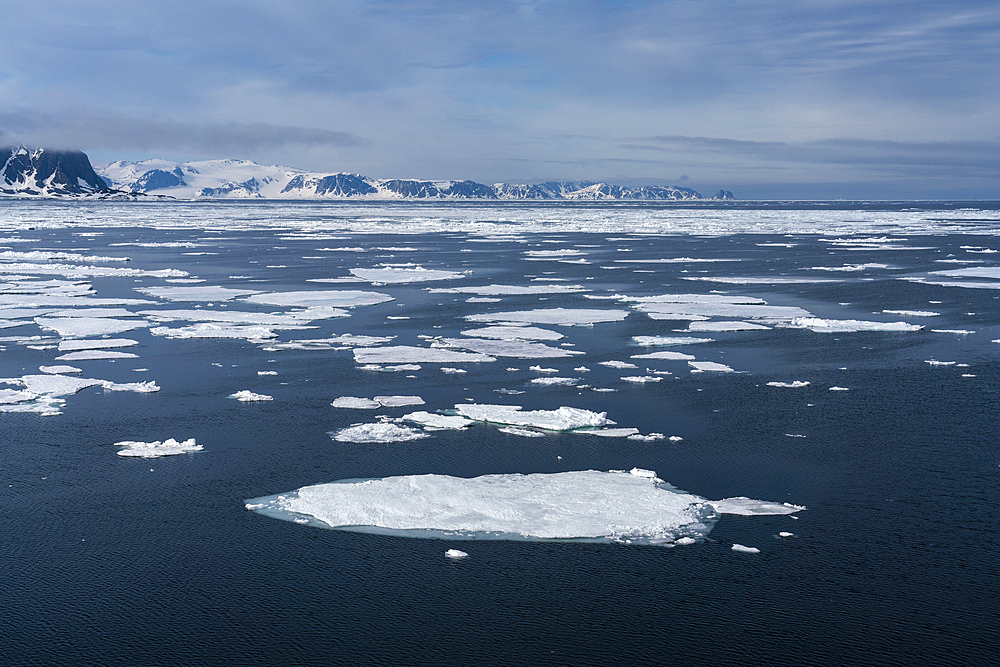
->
<box><xmin>246</xmin><ymin>468</ymin><xmax>804</xmax><ymax>546</ymax></box>
<box><xmin>114</xmin><ymin>438</ymin><xmax>202</xmax><ymax>458</ymax></box>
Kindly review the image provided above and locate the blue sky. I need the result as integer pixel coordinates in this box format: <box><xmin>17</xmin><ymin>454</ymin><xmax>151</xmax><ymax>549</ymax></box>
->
<box><xmin>2</xmin><ymin>0</ymin><xmax>998</xmax><ymax>198</ymax></box>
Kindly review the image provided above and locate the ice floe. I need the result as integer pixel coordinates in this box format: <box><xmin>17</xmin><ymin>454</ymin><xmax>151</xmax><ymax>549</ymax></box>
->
<box><xmin>353</xmin><ymin>346</ymin><xmax>495</xmax><ymax>364</ymax></box>
<box><xmin>460</xmin><ymin>325</ymin><xmax>564</xmax><ymax>341</ymax></box>
<box><xmin>785</xmin><ymin>317</ymin><xmax>923</xmax><ymax>333</ymax></box>
<box><xmin>39</xmin><ymin>365</ymin><xmax>82</xmax><ymax>374</ymax></box>
<box><xmin>55</xmin><ymin>350</ymin><xmax>140</xmax><ymax>361</ymax></box>
<box><xmin>438</xmin><ymin>337</ymin><xmax>580</xmax><ymax>359</ymax></box>
<box><xmin>35</xmin><ymin>317</ymin><xmax>149</xmax><ymax>338</ymax></box>
<box><xmin>445</xmin><ymin>549</ymin><xmax>469</xmax><ymax>559</ymax></box>
<box><xmin>332</xmin><ymin>423</ymin><xmax>430</xmax><ymax>443</ymax></box>
<box><xmin>114</xmin><ymin>438</ymin><xmax>202</xmax><ymax>458</ymax></box>
<box><xmin>349</xmin><ymin>266</ymin><xmax>464</xmax><ymax>283</ymax></box>
<box><xmin>229</xmin><ymin>390</ymin><xmax>274</xmax><ymax>402</ymax></box>
<box><xmin>150</xmin><ymin>323</ymin><xmax>277</xmax><ymax>340</ymax></box>
<box><xmin>632</xmin><ymin>336</ymin><xmax>714</xmax><ymax>346</ymax></box>
<box><xmin>631</xmin><ymin>351</ymin><xmax>697</xmax><ymax>361</ymax></box>
<box><xmin>138</xmin><ymin>285</ymin><xmax>262</xmax><ymax>301</ymax></box>
<box><xmin>465</xmin><ymin>308</ymin><xmax>630</xmax><ymax>326</ymax></box>
<box><xmin>246</xmin><ymin>468</ymin><xmax>804</xmax><ymax>545</ymax></box>
<box><xmin>731</xmin><ymin>544</ymin><xmax>760</xmax><ymax>553</ymax></box>
<box><xmin>244</xmin><ymin>290</ymin><xmax>393</xmax><ymax>308</ymax></box>
<box><xmin>428</xmin><ymin>284</ymin><xmax>586</xmax><ymax>295</ymax></box>
<box><xmin>766</xmin><ymin>381</ymin><xmax>810</xmax><ymax>388</ymax></box>
<box><xmin>453</xmin><ymin>404</ymin><xmax>610</xmax><ymax>431</ymax></box>
<box><xmin>689</xmin><ymin>361</ymin><xmax>738</xmax><ymax>373</ymax></box>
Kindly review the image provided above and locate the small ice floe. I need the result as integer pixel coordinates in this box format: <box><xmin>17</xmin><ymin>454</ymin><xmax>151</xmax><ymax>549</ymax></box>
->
<box><xmin>924</xmin><ymin>360</ymin><xmax>957</xmax><ymax>366</ymax></box>
<box><xmin>621</xmin><ymin>376</ymin><xmax>662</xmax><ymax>383</ymax></box>
<box><xmin>401</xmin><ymin>411</ymin><xmax>474</xmax><ymax>430</ymax></box>
<box><xmin>462</xmin><ymin>326</ymin><xmax>564</xmax><ymax>341</ymax></box>
<box><xmin>258</xmin><ymin>370</ymin><xmax>278</xmax><ymax>375</ymax></box>
<box><xmin>138</xmin><ymin>285</ymin><xmax>262</xmax><ymax>301</ymax></box>
<box><xmin>931</xmin><ymin>329</ymin><xmax>974</xmax><ymax>335</ymax></box>
<box><xmin>246</xmin><ymin>468</ymin><xmax>803</xmax><ymax>546</ymax></box>
<box><xmin>711</xmin><ymin>498</ymin><xmax>806</xmax><ymax>515</ymax></box>
<box><xmin>349</xmin><ymin>266</ymin><xmax>464</xmax><ymax>283</ymax></box>
<box><xmin>588</xmin><ymin>427</ymin><xmax>641</xmax><ymax>438</ymax></box>
<box><xmin>353</xmin><ymin>346</ymin><xmax>494</xmax><ymax>364</ymax></box>
<box><xmin>359</xmin><ymin>364</ymin><xmax>422</xmax><ymax>373</ymax></box>
<box><xmin>731</xmin><ymin>544</ymin><xmax>760</xmax><ymax>554</ymax></box>
<box><xmin>465</xmin><ymin>307</ymin><xmax>630</xmax><ymax>327</ymax></box>
<box><xmin>429</xmin><ymin>284</ymin><xmax>586</xmax><ymax>296</ymax></box>
<box><xmin>669</xmin><ymin>436</ymin><xmax>683</xmax><ymax>442</ymax></box>
<box><xmin>829</xmin><ymin>386</ymin><xmax>850</xmax><ymax>391</ymax></box>
<box><xmin>498</xmin><ymin>426</ymin><xmax>546</xmax><ymax>437</ymax></box>
<box><xmin>786</xmin><ymin>317</ymin><xmax>922</xmax><ymax>333</ymax></box>
<box><xmin>766</xmin><ymin>380</ymin><xmax>810</xmax><ymax>388</ymax></box>
<box><xmin>445</xmin><ymin>549</ymin><xmax>468</xmax><ymax>559</ymax></box>
<box><xmin>778</xmin><ymin>532</ymin><xmax>795</xmax><ymax>538</ymax></box>
<box><xmin>243</xmin><ymin>289</ymin><xmax>393</xmax><ymax>308</ymax></box>
<box><xmin>882</xmin><ymin>309</ymin><xmax>939</xmax><ymax>317</ymax></box>
<box><xmin>688</xmin><ymin>321</ymin><xmax>770</xmax><ymax>332</ymax></box>
<box><xmin>785</xmin><ymin>433</ymin><xmax>807</xmax><ymax>438</ymax></box>
<box><xmin>373</xmin><ymin>395</ymin><xmax>425</xmax><ymax>407</ymax></box>
<box><xmin>530</xmin><ymin>365</ymin><xmax>558</xmax><ymax>373</ymax></box>
<box><xmin>57</xmin><ymin>338</ymin><xmax>138</xmax><ymax>351</ymax></box>
<box><xmin>632</xmin><ymin>336</ymin><xmax>714</xmax><ymax>346</ymax></box>
<box><xmin>150</xmin><ymin>323</ymin><xmax>276</xmax><ymax>340</ymax></box>
<box><xmin>55</xmin><ymin>350</ymin><xmax>139</xmax><ymax>361</ymax></box>
<box><xmin>229</xmin><ymin>390</ymin><xmax>273</xmax><ymax>402</ymax></box>
<box><xmin>689</xmin><ymin>361</ymin><xmax>737</xmax><ymax>373</ymax></box>
<box><xmin>441</xmin><ymin>367</ymin><xmax>467</xmax><ymax>374</ymax></box>
<box><xmin>332</xmin><ymin>397</ymin><xmax>380</xmax><ymax>409</ymax></box>
<box><xmin>674</xmin><ymin>537</ymin><xmax>697</xmax><ymax>546</ymax></box>
<box><xmin>332</xmin><ymin>423</ymin><xmax>430</xmax><ymax>443</ymax></box>
<box><xmin>453</xmin><ymin>404</ymin><xmax>610</xmax><ymax>431</ymax></box>
<box><xmin>35</xmin><ymin>316</ymin><xmax>149</xmax><ymax>338</ymax></box>
<box><xmin>628</xmin><ymin>432</ymin><xmax>665</xmax><ymax>442</ymax></box>
<box><xmin>39</xmin><ymin>365</ymin><xmax>82</xmax><ymax>375</ymax></box>
<box><xmin>631</xmin><ymin>350</ymin><xmax>696</xmax><ymax>361</ymax></box>
<box><xmin>599</xmin><ymin>360</ymin><xmax>638</xmax><ymax>369</ymax></box>
<box><xmin>114</xmin><ymin>438</ymin><xmax>202</xmax><ymax>458</ymax></box>
<box><xmin>530</xmin><ymin>377</ymin><xmax>581</xmax><ymax>386</ymax></box>
<box><xmin>439</xmin><ymin>337</ymin><xmax>580</xmax><ymax>359</ymax></box>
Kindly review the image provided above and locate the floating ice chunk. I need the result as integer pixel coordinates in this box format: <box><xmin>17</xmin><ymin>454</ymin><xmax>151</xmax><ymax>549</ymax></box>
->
<box><xmin>453</xmin><ymin>404</ymin><xmax>610</xmax><ymax>431</ymax></box>
<box><xmin>924</xmin><ymin>360</ymin><xmax>956</xmax><ymax>366</ymax></box>
<box><xmin>674</xmin><ymin>537</ymin><xmax>697</xmax><ymax>546</ymax></box>
<box><xmin>39</xmin><ymin>365</ymin><xmax>82</xmax><ymax>374</ymax></box>
<box><xmin>229</xmin><ymin>390</ymin><xmax>273</xmax><ymax>402</ymax></box>
<box><xmin>104</xmin><ymin>380</ymin><xmax>159</xmax><ymax>393</ymax></box>
<box><xmin>600</xmin><ymin>360</ymin><xmax>638</xmax><ymax>369</ymax></box>
<box><xmin>669</xmin><ymin>435</ymin><xmax>683</xmax><ymax>442</ymax></box>
<box><xmin>621</xmin><ymin>376</ymin><xmax>663</xmax><ymax>383</ymax></box>
<box><xmin>55</xmin><ymin>350</ymin><xmax>140</xmax><ymax>361</ymax></box>
<box><xmin>627</xmin><ymin>433</ymin><xmax>664</xmax><ymax>441</ymax></box>
<box><xmin>332</xmin><ymin>423</ymin><xmax>430</xmax><ymax>443</ymax></box>
<box><xmin>809</xmin><ymin>263</ymin><xmax>892</xmax><ymax>272</ymax></box>
<box><xmin>439</xmin><ymin>337</ymin><xmax>580</xmax><ymax>359</ymax></box>
<box><xmin>711</xmin><ymin>497</ymin><xmax>806</xmax><ymax>515</ymax></box>
<box><xmin>0</xmin><ymin>388</ymin><xmax>37</xmax><ymax>404</ymax></box>
<box><xmin>931</xmin><ymin>329</ymin><xmax>974</xmax><ymax>335</ymax></box>
<box><xmin>766</xmin><ymin>380</ymin><xmax>810</xmax><ymax>388</ymax></box>
<box><xmin>429</xmin><ymin>284</ymin><xmax>586</xmax><ymax>295</ymax></box>
<box><xmin>349</xmin><ymin>267</ymin><xmax>464</xmax><ymax>283</ymax></box>
<box><xmin>248</xmin><ymin>469</ymin><xmax>719</xmax><ymax>544</ymax></box>
<box><xmin>689</xmin><ymin>361</ymin><xmax>737</xmax><ymax>373</ymax></box>
<box><xmin>401</xmin><ymin>411</ymin><xmax>474</xmax><ymax>430</ymax></box>
<box><xmin>354</xmin><ymin>346</ymin><xmax>494</xmax><ymax>364</ymax></box>
<box><xmin>10</xmin><ymin>374</ymin><xmax>104</xmax><ymax>397</ymax></box>
<box><xmin>786</xmin><ymin>317</ymin><xmax>922</xmax><ymax>333</ymax></box>
<box><xmin>138</xmin><ymin>285</ymin><xmax>262</xmax><ymax>301</ymax></box>
<box><xmin>631</xmin><ymin>351</ymin><xmax>696</xmax><ymax>361</ymax></box>
<box><xmin>587</xmin><ymin>427</ymin><xmax>641</xmax><ymax>437</ymax></box>
<box><xmin>465</xmin><ymin>308</ymin><xmax>630</xmax><ymax>326</ymax></box>
<box><xmin>632</xmin><ymin>336</ymin><xmax>714</xmax><ymax>346</ymax></box>
<box><xmin>359</xmin><ymin>363</ymin><xmax>421</xmax><ymax>373</ymax></box>
<box><xmin>778</xmin><ymin>532</ymin><xmax>795</xmax><ymax>538</ymax></box>
<box><xmin>35</xmin><ymin>317</ymin><xmax>149</xmax><ymax>338</ymax></box>
<box><xmin>149</xmin><ymin>323</ymin><xmax>277</xmax><ymax>340</ymax></box>
<box><xmin>441</xmin><ymin>367</ymin><xmax>467</xmax><ymax>374</ymax></box>
<box><xmin>882</xmin><ymin>309</ymin><xmax>939</xmax><ymax>317</ymax></box>
<box><xmin>115</xmin><ymin>438</ymin><xmax>202</xmax><ymax>458</ymax></box>
<box><xmin>460</xmin><ymin>326</ymin><xmax>564</xmax><ymax>341</ymax></box>
<box><xmin>829</xmin><ymin>386</ymin><xmax>850</xmax><ymax>391</ymax></box>
<box><xmin>264</xmin><ymin>334</ymin><xmax>395</xmax><ymax>350</ymax></box>
<box><xmin>530</xmin><ymin>377</ymin><xmax>581</xmax><ymax>386</ymax></box>
<box><xmin>374</xmin><ymin>395</ymin><xmax>425</xmax><ymax>407</ymax></box>
<box><xmin>731</xmin><ymin>544</ymin><xmax>760</xmax><ymax>553</ymax></box>
<box><xmin>497</xmin><ymin>426</ymin><xmax>545</xmax><ymax>437</ymax></box>
<box><xmin>688</xmin><ymin>321</ymin><xmax>770</xmax><ymax>332</ymax></box>
<box><xmin>530</xmin><ymin>365</ymin><xmax>558</xmax><ymax>373</ymax></box>
<box><xmin>445</xmin><ymin>549</ymin><xmax>468</xmax><ymax>559</ymax></box>
<box><xmin>332</xmin><ymin>397</ymin><xmax>381</xmax><ymax>409</ymax></box>
<box><xmin>258</xmin><ymin>370</ymin><xmax>278</xmax><ymax>375</ymax></box>
<box><xmin>57</xmin><ymin>338</ymin><xmax>138</xmax><ymax>351</ymax></box>
<box><xmin>244</xmin><ymin>290</ymin><xmax>393</xmax><ymax>308</ymax></box>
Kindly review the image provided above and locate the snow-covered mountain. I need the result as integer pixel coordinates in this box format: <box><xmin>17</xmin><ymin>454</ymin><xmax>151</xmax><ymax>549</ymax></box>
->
<box><xmin>1</xmin><ymin>146</ymin><xmax>109</xmax><ymax>196</ymax></box>
<box><xmin>99</xmin><ymin>158</ymin><xmax>735</xmax><ymax>201</ymax></box>
<box><xmin>1</xmin><ymin>148</ymin><xmax>734</xmax><ymax>200</ymax></box>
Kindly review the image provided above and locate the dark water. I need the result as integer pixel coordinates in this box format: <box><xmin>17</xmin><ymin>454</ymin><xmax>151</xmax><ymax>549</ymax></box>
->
<box><xmin>1</xmin><ymin>203</ymin><xmax>999</xmax><ymax>665</ymax></box>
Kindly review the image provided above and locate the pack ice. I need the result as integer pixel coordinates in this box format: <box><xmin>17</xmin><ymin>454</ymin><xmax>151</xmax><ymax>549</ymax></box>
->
<box><xmin>245</xmin><ymin>468</ymin><xmax>804</xmax><ymax>546</ymax></box>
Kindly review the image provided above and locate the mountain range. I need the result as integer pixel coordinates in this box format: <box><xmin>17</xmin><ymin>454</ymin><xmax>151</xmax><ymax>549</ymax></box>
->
<box><xmin>1</xmin><ymin>147</ymin><xmax>735</xmax><ymax>201</ymax></box>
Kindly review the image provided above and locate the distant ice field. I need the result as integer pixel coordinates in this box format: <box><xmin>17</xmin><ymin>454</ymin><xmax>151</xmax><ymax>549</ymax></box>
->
<box><xmin>2</xmin><ymin>200</ymin><xmax>999</xmax><ymax>665</ymax></box>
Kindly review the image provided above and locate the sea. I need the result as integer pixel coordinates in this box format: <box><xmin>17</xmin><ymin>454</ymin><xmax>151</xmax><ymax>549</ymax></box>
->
<box><xmin>1</xmin><ymin>199</ymin><xmax>998</xmax><ymax>665</ymax></box>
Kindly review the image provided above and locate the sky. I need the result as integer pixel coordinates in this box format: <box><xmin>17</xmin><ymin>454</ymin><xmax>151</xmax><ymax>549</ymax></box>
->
<box><xmin>1</xmin><ymin>0</ymin><xmax>998</xmax><ymax>199</ymax></box>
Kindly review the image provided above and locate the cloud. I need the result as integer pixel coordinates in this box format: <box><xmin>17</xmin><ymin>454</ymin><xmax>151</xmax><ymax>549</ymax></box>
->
<box><xmin>0</xmin><ymin>107</ymin><xmax>367</xmax><ymax>155</ymax></box>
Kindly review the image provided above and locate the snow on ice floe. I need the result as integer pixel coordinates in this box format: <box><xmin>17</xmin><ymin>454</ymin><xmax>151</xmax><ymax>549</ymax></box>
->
<box><xmin>428</xmin><ymin>284</ymin><xmax>586</xmax><ymax>295</ymax></box>
<box><xmin>35</xmin><ymin>317</ymin><xmax>149</xmax><ymax>338</ymax></box>
<box><xmin>243</xmin><ymin>290</ymin><xmax>393</xmax><ymax>308</ymax></box>
<box><xmin>438</xmin><ymin>337</ymin><xmax>581</xmax><ymax>359</ymax></box>
<box><xmin>55</xmin><ymin>350</ymin><xmax>140</xmax><ymax>361</ymax></box>
<box><xmin>353</xmin><ymin>346</ymin><xmax>495</xmax><ymax>364</ymax></box>
<box><xmin>460</xmin><ymin>325</ymin><xmax>563</xmax><ymax>341</ymax></box>
<box><xmin>784</xmin><ymin>317</ymin><xmax>923</xmax><ymax>333</ymax></box>
<box><xmin>137</xmin><ymin>285</ymin><xmax>262</xmax><ymax>301</ymax></box>
<box><xmin>349</xmin><ymin>266</ymin><xmax>464</xmax><ymax>283</ymax></box>
<box><xmin>114</xmin><ymin>438</ymin><xmax>202</xmax><ymax>458</ymax></box>
<box><xmin>229</xmin><ymin>390</ymin><xmax>274</xmax><ymax>402</ymax></box>
<box><xmin>632</xmin><ymin>336</ymin><xmax>714</xmax><ymax>346</ymax></box>
<box><xmin>453</xmin><ymin>404</ymin><xmax>610</xmax><ymax>431</ymax></box>
<box><xmin>465</xmin><ymin>308</ymin><xmax>630</xmax><ymax>327</ymax></box>
<box><xmin>245</xmin><ymin>468</ymin><xmax>804</xmax><ymax>545</ymax></box>
<box><xmin>332</xmin><ymin>423</ymin><xmax>430</xmax><ymax>443</ymax></box>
